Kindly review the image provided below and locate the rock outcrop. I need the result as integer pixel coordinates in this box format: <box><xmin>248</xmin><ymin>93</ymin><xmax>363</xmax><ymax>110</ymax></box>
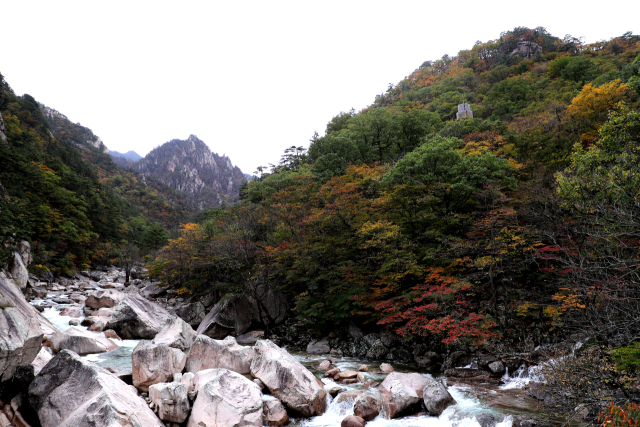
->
<box><xmin>106</xmin><ymin>293</ymin><xmax>172</xmax><ymax>339</ymax></box>
<box><xmin>132</xmin><ymin>341</ymin><xmax>187</xmax><ymax>392</ymax></box>
<box><xmin>250</xmin><ymin>340</ymin><xmax>326</xmax><ymax>417</ymax></box>
<box><xmin>134</xmin><ymin>135</ymin><xmax>247</xmax><ymax>210</ymax></box>
<box><xmin>197</xmin><ymin>291</ymin><xmax>287</xmax><ymax>339</ymax></box>
<box><xmin>187</xmin><ymin>369</ymin><xmax>263</xmax><ymax>427</ymax></box>
<box><xmin>186</xmin><ymin>335</ymin><xmax>255</xmax><ymax>374</ymax></box>
<box><xmin>0</xmin><ymin>276</ymin><xmax>43</xmax><ymax>381</ymax></box>
<box><xmin>28</xmin><ymin>349</ymin><xmax>163</xmax><ymax>427</ymax></box>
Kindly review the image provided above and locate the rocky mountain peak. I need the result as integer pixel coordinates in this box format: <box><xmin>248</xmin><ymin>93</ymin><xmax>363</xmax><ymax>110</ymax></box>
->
<box><xmin>134</xmin><ymin>136</ymin><xmax>246</xmax><ymax>210</ymax></box>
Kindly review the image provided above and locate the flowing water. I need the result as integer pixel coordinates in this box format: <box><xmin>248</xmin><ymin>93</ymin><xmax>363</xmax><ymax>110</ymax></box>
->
<box><xmin>35</xmin><ymin>298</ymin><xmax>140</xmax><ymax>374</ymax></box>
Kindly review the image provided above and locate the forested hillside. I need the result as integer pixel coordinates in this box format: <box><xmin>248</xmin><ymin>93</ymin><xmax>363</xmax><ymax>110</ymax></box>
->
<box><xmin>0</xmin><ymin>74</ymin><xmax>196</xmax><ymax>275</ymax></box>
<box><xmin>150</xmin><ymin>27</ymin><xmax>640</xmax><ymax>416</ymax></box>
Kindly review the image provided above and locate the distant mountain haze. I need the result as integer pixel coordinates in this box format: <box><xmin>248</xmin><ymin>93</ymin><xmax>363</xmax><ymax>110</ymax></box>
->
<box><xmin>109</xmin><ymin>150</ymin><xmax>142</xmax><ymax>161</ymax></box>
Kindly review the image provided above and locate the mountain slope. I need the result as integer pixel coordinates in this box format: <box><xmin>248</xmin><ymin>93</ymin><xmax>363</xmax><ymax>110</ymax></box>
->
<box><xmin>134</xmin><ymin>135</ymin><xmax>246</xmax><ymax>209</ymax></box>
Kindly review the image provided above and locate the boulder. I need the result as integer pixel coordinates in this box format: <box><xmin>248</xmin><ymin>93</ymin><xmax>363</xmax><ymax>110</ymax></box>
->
<box><xmin>151</xmin><ymin>316</ymin><xmax>197</xmax><ymax>351</ymax></box>
<box><xmin>132</xmin><ymin>341</ymin><xmax>187</xmax><ymax>392</ymax></box>
<box><xmin>342</xmin><ymin>415</ymin><xmax>366</xmax><ymax>427</ymax></box>
<box><xmin>318</xmin><ymin>360</ymin><xmax>331</xmax><ymax>370</ymax></box>
<box><xmin>105</xmin><ymin>293</ymin><xmax>173</xmax><ymax>339</ymax></box>
<box><xmin>28</xmin><ymin>350</ymin><xmax>163</xmax><ymax>427</ymax></box>
<box><xmin>0</xmin><ymin>276</ymin><xmax>43</xmax><ymax>381</ymax></box>
<box><xmin>378</xmin><ymin>372</ymin><xmax>434</xmax><ymax>418</ymax></box>
<box><xmin>423</xmin><ymin>381</ymin><xmax>455</xmax><ymax>416</ymax></box>
<box><xmin>325</xmin><ymin>367</ymin><xmax>340</xmax><ymax>377</ymax></box>
<box><xmin>263</xmin><ymin>398</ymin><xmax>290</xmax><ymax>427</ymax></box>
<box><xmin>380</xmin><ymin>363</ymin><xmax>394</xmax><ymax>373</ymax></box>
<box><xmin>187</xmin><ymin>369</ymin><xmax>262</xmax><ymax>427</ymax></box>
<box><xmin>354</xmin><ymin>393</ymin><xmax>379</xmax><ymax>421</ymax></box>
<box><xmin>85</xmin><ymin>289</ymin><xmax>125</xmax><ymax>309</ymax></box>
<box><xmin>50</xmin><ymin>327</ymin><xmax>118</xmax><ymax>355</ymax></box>
<box><xmin>236</xmin><ymin>330</ymin><xmax>265</xmax><ymax>345</ymax></box>
<box><xmin>357</xmin><ymin>364</ymin><xmax>368</xmax><ymax>372</ymax></box>
<box><xmin>488</xmin><ymin>360</ymin><xmax>506</xmax><ymax>375</ymax></box>
<box><xmin>186</xmin><ymin>335</ymin><xmax>255</xmax><ymax>374</ymax></box>
<box><xmin>197</xmin><ymin>290</ymin><xmax>286</xmax><ymax>339</ymax></box>
<box><xmin>175</xmin><ymin>301</ymin><xmax>207</xmax><ymax>328</ymax></box>
<box><xmin>338</xmin><ymin>370</ymin><xmax>358</xmax><ymax>379</ymax></box>
<box><xmin>250</xmin><ymin>340</ymin><xmax>326</xmax><ymax>417</ymax></box>
<box><xmin>307</xmin><ymin>337</ymin><xmax>330</xmax><ymax>355</ymax></box>
<box><xmin>149</xmin><ymin>382</ymin><xmax>190</xmax><ymax>423</ymax></box>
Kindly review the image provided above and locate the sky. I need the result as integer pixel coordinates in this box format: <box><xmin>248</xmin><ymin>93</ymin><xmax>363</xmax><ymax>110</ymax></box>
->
<box><xmin>1</xmin><ymin>1</ymin><xmax>638</xmax><ymax>175</ymax></box>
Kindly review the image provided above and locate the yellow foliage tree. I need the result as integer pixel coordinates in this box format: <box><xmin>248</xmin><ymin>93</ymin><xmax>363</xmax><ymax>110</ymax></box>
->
<box><xmin>563</xmin><ymin>79</ymin><xmax>629</xmax><ymax>144</ymax></box>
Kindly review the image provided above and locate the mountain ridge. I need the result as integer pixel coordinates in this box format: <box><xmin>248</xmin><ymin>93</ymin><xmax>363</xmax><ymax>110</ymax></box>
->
<box><xmin>134</xmin><ymin>135</ymin><xmax>247</xmax><ymax>210</ymax></box>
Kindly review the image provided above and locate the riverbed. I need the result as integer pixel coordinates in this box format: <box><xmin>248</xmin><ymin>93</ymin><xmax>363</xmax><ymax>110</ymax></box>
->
<box><xmin>35</xmin><ymin>298</ymin><xmax>548</xmax><ymax>427</ymax></box>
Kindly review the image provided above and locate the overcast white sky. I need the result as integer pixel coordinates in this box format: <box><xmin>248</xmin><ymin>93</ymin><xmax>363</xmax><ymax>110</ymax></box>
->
<box><xmin>1</xmin><ymin>1</ymin><xmax>637</xmax><ymax>174</ymax></box>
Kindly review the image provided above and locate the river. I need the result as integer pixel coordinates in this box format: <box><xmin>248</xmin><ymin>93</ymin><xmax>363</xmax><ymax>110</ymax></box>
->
<box><xmin>34</xmin><ymin>297</ymin><xmax>549</xmax><ymax>427</ymax></box>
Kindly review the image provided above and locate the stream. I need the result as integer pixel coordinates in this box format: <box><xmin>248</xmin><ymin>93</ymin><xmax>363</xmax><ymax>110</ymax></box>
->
<box><xmin>34</xmin><ymin>297</ymin><xmax>550</xmax><ymax>427</ymax></box>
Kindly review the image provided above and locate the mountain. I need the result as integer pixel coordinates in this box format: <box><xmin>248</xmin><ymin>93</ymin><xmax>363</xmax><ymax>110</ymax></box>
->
<box><xmin>134</xmin><ymin>135</ymin><xmax>247</xmax><ymax>210</ymax></box>
<box><xmin>110</xmin><ymin>150</ymin><xmax>142</xmax><ymax>161</ymax></box>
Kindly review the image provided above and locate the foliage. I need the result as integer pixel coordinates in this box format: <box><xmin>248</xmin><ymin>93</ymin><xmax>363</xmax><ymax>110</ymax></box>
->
<box><xmin>600</xmin><ymin>402</ymin><xmax>640</xmax><ymax>427</ymax></box>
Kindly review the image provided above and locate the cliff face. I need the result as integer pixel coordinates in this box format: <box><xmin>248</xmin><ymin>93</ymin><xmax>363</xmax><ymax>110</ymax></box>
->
<box><xmin>134</xmin><ymin>135</ymin><xmax>246</xmax><ymax>209</ymax></box>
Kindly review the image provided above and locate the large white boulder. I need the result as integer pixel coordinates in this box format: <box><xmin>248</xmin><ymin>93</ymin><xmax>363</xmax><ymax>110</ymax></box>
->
<box><xmin>85</xmin><ymin>289</ymin><xmax>125</xmax><ymax>309</ymax></box>
<box><xmin>28</xmin><ymin>349</ymin><xmax>163</xmax><ymax>427</ymax></box>
<box><xmin>378</xmin><ymin>372</ymin><xmax>434</xmax><ymax>418</ymax></box>
<box><xmin>186</xmin><ymin>335</ymin><xmax>255</xmax><ymax>374</ymax></box>
<box><xmin>50</xmin><ymin>327</ymin><xmax>117</xmax><ymax>355</ymax></box>
<box><xmin>132</xmin><ymin>341</ymin><xmax>187</xmax><ymax>392</ymax></box>
<box><xmin>149</xmin><ymin>381</ymin><xmax>190</xmax><ymax>423</ymax></box>
<box><xmin>187</xmin><ymin>369</ymin><xmax>262</xmax><ymax>427</ymax></box>
<box><xmin>0</xmin><ymin>275</ymin><xmax>43</xmax><ymax>381</ymax></box>
<box><xmin>250</xmin><ymin>340</ymin><xmax>326</xmax><ymax>417</ymax></box>
<box><xmin>105</xmin><ymin>293</ymin><xmax>173</xmax><ymax>339</ymax></box>
<box><xmin>152</xmin><ymin>316</ymin><xmax>197</xmax><ymax>351</ymax></box>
